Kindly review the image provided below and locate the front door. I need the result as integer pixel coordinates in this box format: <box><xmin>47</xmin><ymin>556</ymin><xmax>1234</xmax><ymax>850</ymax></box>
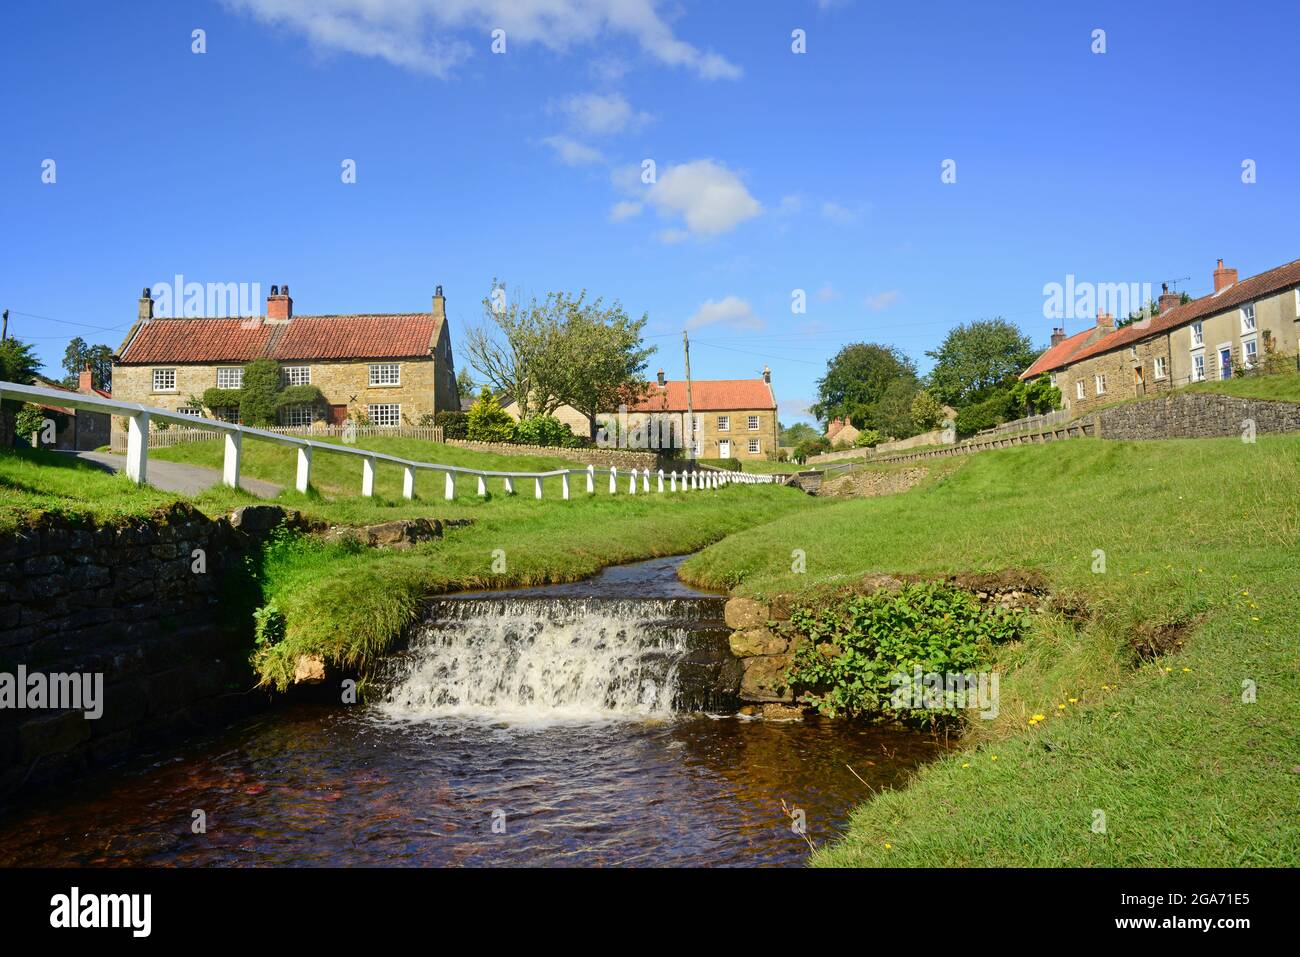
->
<box><xmin>329</xmin><ymin>404</ymin><xmax>348</xmax><ymax>425</ymax></box>
<box><xmin>1219</xmin><ymin>348</ymin><xmax>1232</xmax><ymax>379</ymax></box>
<box><xmin>719</xmin><ymin>440</ymin><xmax>731</xmax><ymax>458</ymax></box>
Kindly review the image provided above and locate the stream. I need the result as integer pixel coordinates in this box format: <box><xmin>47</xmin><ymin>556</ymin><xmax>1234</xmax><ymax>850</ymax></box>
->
<box><xmin>0</xmin><ymin>557</ymin><xmax>945</xmax><ymax>867</ymax></box>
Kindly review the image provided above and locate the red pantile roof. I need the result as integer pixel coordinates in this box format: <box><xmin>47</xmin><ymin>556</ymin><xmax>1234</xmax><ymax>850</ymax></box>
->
<box><xmin>118</xmin><ymin>314</ymin><xmax>437</xmax><ymax>364</ymax></box>
<box><xmin>1018</xmin><ymin>327</ymin><xmax>1098</xmax><ymax>380</ymax></box>
<box><xmin>1026</xmin><ymin>258</ymin><xmax>1300</xmax><ymax>375</ymax></box>
<box><xmin>624</xmin><ymin>379</ymin><xmax>775</xmax><ymax>412</ymax></box>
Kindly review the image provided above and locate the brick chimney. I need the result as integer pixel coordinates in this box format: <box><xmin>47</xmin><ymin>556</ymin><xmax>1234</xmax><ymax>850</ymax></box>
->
<box><xmin>762</xmin><ymin>364</ymin><xmax>771</xmax><ymax>384</ymax></box>
<box><xmin>138</xmin><ymin>287</ymin><xmax>154</xmax><ymax>323</ymax></box>
<box><xmin>1050</xmin><ymin>327</ymin><xmax>1066</xmax><ymax>347</ymax></box>
<box><xmin>1096</xmin><ymin>309</ymin><xmax>1114</xmax><ymax>331</ymax></box>
<box><xmin>432</xmin><ymin>284</ymin><xmax>446</xmax><ymax>326</ymax></box>
<box><xmin>1213</xmin><ymin>258</ymin><xmax>1238</xmax><ymax>293</ymax></box>
<box><xmin>78</xmin><ymin>362</ymin><xmax>94</xmax><ymax>394</ymax></box>
<box><xmin>1158</xmin><ymin>282</ymin><xmax>1182</xmax><ymax>314</ymax></box>
<box><xmin>656</xmin><ymin>368</ymin><xmax>666</xmax><ymax>387</ymax></box>
<box><xmin>266</xmin><ymin>284</ymin><xmax>292</xmax><ymax>322</ymax></box>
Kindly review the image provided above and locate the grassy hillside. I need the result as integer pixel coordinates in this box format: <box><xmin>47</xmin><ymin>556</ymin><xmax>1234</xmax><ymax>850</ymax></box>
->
<box><xmin>1180</xmin><ymin>369</ymin><xmax>1300</xmax><ymax>403</ymax></box>
<box><xmin>682</xmin><ymin>436</ymin><xmax>1299</xmax><ymax>866</ymax></box>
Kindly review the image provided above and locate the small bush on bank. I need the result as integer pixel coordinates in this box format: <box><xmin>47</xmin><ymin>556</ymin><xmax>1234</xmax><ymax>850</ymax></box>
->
<box><xmin>466</xmin><ymin>387</ymin><xmax>516</xmax><ymax>442</ymax></box>
<box><xmin>787</xmin><ymin>582</ymin><xmax>1029</xmax><ymax>723</ymax></box>
<box><xmin>514</xmin><ymin>414</ymin><xmax>580</xmax><ymax>447</ymax></box>
<box><xmin>434</xmin><ymin>410</ymin><xmax>468</xmax><ymax>439</ymax></box>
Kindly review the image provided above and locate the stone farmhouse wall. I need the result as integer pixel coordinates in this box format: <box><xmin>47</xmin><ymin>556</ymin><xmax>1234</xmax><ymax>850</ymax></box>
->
<box><xmin>1094</xmin><ymin>393</ymin><xmax>1300</xmax><ymax>440</ymax></box>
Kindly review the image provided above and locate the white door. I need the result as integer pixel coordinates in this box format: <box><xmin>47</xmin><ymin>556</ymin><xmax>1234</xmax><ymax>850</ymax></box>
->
<box><xmin>719</xmin><ymin>440</ymin><xmax>731</xmax><ymax>458</ymax></box>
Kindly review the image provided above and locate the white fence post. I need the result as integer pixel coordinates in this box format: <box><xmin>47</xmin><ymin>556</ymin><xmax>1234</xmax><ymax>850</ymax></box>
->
<box><xmin>628</xmin><ymin>469</ymin><xmax>637</xmax><ymax>493</ymax></box>
<box><xmin>477</xmin><ymin>475</ymin><xmax>487</xmax><ymax>498</ymax></box>
<box><xmin>504</xmin><ymin>476</ymin><xmax>515</xmax><ymax>495</ymax></box>
<box><xmin>297</xmin><ymin>446</ymin><xmax>313</xmax><ymax>494</ymax></box>
<box><xmin>222</xmin><ymin>431</ymin><xmax>242</xmax><ymax>489</ymax></box>
<box><xmin>609</xmin><ymin>467</ymin><xmax>618</xmax><ymax>494</ymax></box>
<box><xmin>586</xmin><ymin>465</ymin><xmax>595</xmax><ymax>494</ymax></box>
<box><xmin>444</xmin><ymin>471</ymin><xmax>456</xmax><ymax>500</ymax></box>
<box><xmin>657</xmin><ymin>469</ymin><xmax>664</xmax><ymax>493</ymax></box>
<box><xmin>126</xmin><ymin>412</ymin><xmax>150</xmax><ymax>485</ymax></box>
<box><xmin>402</xmin><ymin>464</ymin><xmax>415</xmax><ymax>500</ymax></box>
<box><xmin>642</xmin><ymin>468</ymin><xmax>650</xmax><ymax>492</ymax></box>
<box><xmin>534</xmin><ymin>477</ymin><xmax>543</xmax><ymax>499</ymax></box>
<box><xmin>561</xmin><ymin>473</ymin><xmax>570</xmax><ymax>500</ymax></box>
<box><xmin>670</xmin><ymin>470</ymin><xmax>677</xmax><ymax>491</ymax></box>
<box><xmin>361</xmin><ymin>455</ymin><xmax>376</xmax><ymax>497</ymax></box>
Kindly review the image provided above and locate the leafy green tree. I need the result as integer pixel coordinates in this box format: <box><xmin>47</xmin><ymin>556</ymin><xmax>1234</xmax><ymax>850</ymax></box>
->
<box><xmin>463</xmin><ymin>281</ymin><xmax>567</xmax><ymax>420</ymax></box>
<box><xmin>466</xmin><ymin>387</ymin><xmax>516</xmax><ymax>442</ymax></box>
<box><xmin>239</xmin><ymin>358</ymin><xmax>280</xmax><ymax>426</ymax></box>
<box><xmin>0</xmin><ymin>336</ymin><xmax>42</xmax><ymax>446</ymax></box>
<box><xmin>794</xmin><ymin>435</ymin><xmax>831</xmax><ymax>461</ymax></box>
<box><xmin>515</xmin><ymin>414</ymin><xmax>577</xmax><ymax>447</ymax></box>
<box><xmin>780</xmin><ymin>421</ymin><xmax>819</xmax><ymax>447</ymax></box>
<box><xmin>60</xmin><ymin>337</ymin><xmax>114</xmax><ymax>392</ymax></box>
<box><xmin>925</xmin><ymin>319</ymin><xmax>1036</xmax><ymax>406</ymax></box>
<box><xmin>852</xmin><ymin>428</ymin><xmax>885</xmax><ymax>448</ymax></box>
<box><xmin>1007</xmin><ymin>375</ymin><xmax>1062</xmax><ymax>417</ymax></box>
<box><xmin>811</xmin><ymin>342</ymin><xmax>918</xmax><ymax>423</ymax></box>
<box><xmin>910</xmin><ymin>390</ymin><xmax>946</xmax><ymax>431</ymax></box>
<box><xmin>553</xmin><ymin>294</ymin><xmax>655</xmax><ymax>440</ymax></box>
<box><xmin>853</xmin><ymin>378</ymin><xmax>918</xmax><ymax>438</ymax></box>
<box><xmin>455</xmin><ymin>367</ymin><xmax>476</xmax><ymax>398</ymax></box>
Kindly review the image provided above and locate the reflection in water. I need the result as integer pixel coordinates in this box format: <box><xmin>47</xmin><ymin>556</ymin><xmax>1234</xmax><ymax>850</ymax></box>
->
<box><xmin>0</xmin><ymin>705</ymin><xmax>945</xmax><ymax>867</ymax></box>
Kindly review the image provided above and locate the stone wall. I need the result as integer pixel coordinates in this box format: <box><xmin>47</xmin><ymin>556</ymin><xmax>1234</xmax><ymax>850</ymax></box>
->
<box><xmin>0</xmin><ymin>503</ymin><xmax>288</xmax><ymax>797</ymax></box>
<box><xmin>1094</xmin><ymin>392</ymin><xmax>1300</xmax><ymax>440</ymax></box>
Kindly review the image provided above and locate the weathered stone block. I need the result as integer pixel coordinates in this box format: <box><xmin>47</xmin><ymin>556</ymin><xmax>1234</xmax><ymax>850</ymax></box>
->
<box><xmin>724</xmin><ymin>597</ymin><xmax>768</xmax><ymax>630</ymax></box>
<box><xmin>728</xmin><ymin>627</ymin><xmax>788</xmax><ymax>658</ymax></box>
<box><xmin>739</xmin><ymin>654</ymin><xmax>794</xmax><ymax>703</ymax></box>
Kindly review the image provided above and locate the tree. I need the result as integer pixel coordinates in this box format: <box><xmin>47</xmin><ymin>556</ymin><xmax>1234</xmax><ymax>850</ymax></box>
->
<box><xmin>466</xmin><ymin>386</ymin><xmax>516</xmax><ymax>442</ymax></box>
<box><xmin>455</xmin><ymin>367</ymin><xmax>476</xmax><ymax>399</ymax></box>
<box><xmin>0</xmin><ymin>336</ymin><xmax>42</xmax><ymax>447</ymax></box>
<box><xmin>1007</xmin><ymin>375</ymin><xmax>1061</xmax><ymax>417</ymax></box>
<box><xmin>910</xmin><ymin>390</ymin><xmax>946</xmax><ymax>431</ymax></box>
<box><xmin>552</xmin><ymin>294</ymin><xmax>655</xmax><ymax>440</ymax></box>
<box><xmin>925</xmin><ymin>319</ymin><xmax>1037</xmax><ymax>406</ymax></box>
<box><xmin>462</xmin><ymin>282</ymin><xmax>568</xmax><ymax>420</ymax></box>
<box><xmin>811</xmin><ymin>342</ymin><xmax>918</xmax><ymax>423</ymax></box>
<box><xmin>239</xmin><ymin>358</ymin><xmax>280</xmax><ymax>426</ymax></box>
<box><xmin>780</xmin><ymin>421</ymin><xmax>819</xmax><ymax>447</ymax></box>
<box><xmin>60</xmin><ymin>337</ymin><xmax>114</xmax><ymax>392</ymax></box>
<box><xmin>853</xmin><ymin>378</ymin><xmax>918</xmax><ymax>438</ymax></box>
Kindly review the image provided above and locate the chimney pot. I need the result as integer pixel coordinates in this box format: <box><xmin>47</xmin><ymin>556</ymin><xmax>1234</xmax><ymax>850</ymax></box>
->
<box><xmin>1213</xmin><ymin>259</ymin><xmax>1238</xmax><ymax>293</ymax></box>
<box><xmin>1096</xmin><ymin>310</ymin><xmax>1114</xmax><ymax>330</ymax></box>
<box><xmin>656</xmin><ymin>368</ymin><xmax>666</xmax><ymax>387</ymax></box>
<box><xmin>762</xmin><ymin>364</ymin><xmax>771</xmax><ymax>383</ymax></box>
<box><xmin>1050</xmin><ymin>327</ymin><xmax>1066</xmax><ymax>347</ymax></box>
<box><xmin>78</xmin><ymin>363</ymin><xmax>94</xmax><ymax>394</ymax></box>
<box><xmin>138</xmin><ymin>287</ymin><xmax>154</xmax><ymax>323</ymax></box>
<box><xmin>266</xmin><ymin>284</ymin><xmax>293</xmax><ymax>321</ymax></box>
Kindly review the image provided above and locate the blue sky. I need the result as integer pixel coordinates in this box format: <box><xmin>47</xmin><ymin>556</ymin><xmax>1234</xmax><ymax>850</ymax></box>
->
<box><xmin>3</xmin><ymin>0</ymin><xmax>1297</xmax><ymax>424</ymax></box>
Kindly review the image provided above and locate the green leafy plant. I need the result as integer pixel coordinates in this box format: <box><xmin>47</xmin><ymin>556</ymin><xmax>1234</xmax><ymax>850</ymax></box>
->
<box><xmin>787</xmin><ymin>582</ymin><xmax>1029</xmax><ymax>723</ymax></box>
<box><xmin>853</xmin><ymin>428</ymin><xmax>884</xmax><ymax>448</ymax></box>
<box><xmin>239</xmin><ymin>358</ymin><xmax>281</xmax><ymax>426</ymax></box>
<box><xmin>252</xmin><ymin>603</ymin><xmax>286</xmax><ymax>648</ymax></box>
<box><xmin>514</xmin><ymin>414</ymin><xmax>575</xmax><ymax>447</ymax></box>
<box><xmin>466</xmin><ymin>387</ymin><xmax>516</xmax><ymax>442</ymax></box>
<box><xmin>434</xmin><ymin>410</ymin><xmax>468</xmax><ymax>438</ymax></box>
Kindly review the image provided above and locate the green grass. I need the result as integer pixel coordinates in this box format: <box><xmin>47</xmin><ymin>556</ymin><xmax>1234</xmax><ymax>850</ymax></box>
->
<box><xmin>681</xmin><ymin>436</ymin><xmax>1299</xmax><ymax>866</ymax></box>
<box><xmin>1180</xmin><ymin>368</ymin><xmax>1300</xmax><ymax>403</ymax></box>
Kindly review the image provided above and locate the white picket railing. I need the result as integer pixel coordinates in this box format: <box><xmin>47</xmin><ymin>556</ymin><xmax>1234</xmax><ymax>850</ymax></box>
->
<box><xmin>1</xmin><ymin>382</ymin><xmax>774</xmax><ymax>499</ymax></box>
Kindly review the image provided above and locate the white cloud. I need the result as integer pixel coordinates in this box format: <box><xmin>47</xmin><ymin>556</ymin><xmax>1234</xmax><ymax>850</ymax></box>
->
<box><xmin>552</xmin><ymin>92</ymin><xmax>651</xmax><ymax>136</ymax></box>
<box><xmin>815</xmin><ymin>282</ymin><xmax>839</xmax><ymax>302</ymax></box>
<box><xmin>542</xmin><ymin>135</ymin><xmax>603</xmax><ymax>165</ymax></box>
<box><xmin>820</xmin><ymin>200</ymin><xmax>862</xmax><ymax>225</ymax></box>
<box><xmin>644</xmin><ymin>159</ymin><xmax>761</xmax><ymax>239</ymax></box>
<box><xmin>686</xmin><ymin>296</ymin><xmax>765</xmax><ymax>331</ymax></box>
<box><xmin>778</xmin><ymin>397</ymin><xmax>815</xmax><ymax>422</ymax></box>
<box><xmin>223</xmin><ymin>0</ymin><xmax>740</xmax><ymax>80</ymax></box>
<box><xmin>866</xmin><ymin>290</ymin><xmax>901</xmax><ymax>311</ymax></box>
<box><xmin>609</xmin><ymin>200</ymin><xmax>643</xmax><ymax>221</ymax></box>
<box><xmin>777</xmin><ymin>193</ymin><xmax>804</xmax><ymax>215</ymax></box>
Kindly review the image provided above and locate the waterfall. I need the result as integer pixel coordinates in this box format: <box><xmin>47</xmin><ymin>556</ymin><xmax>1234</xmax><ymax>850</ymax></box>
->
<box><xmin>376</xmin><ymin>596</ymin><xmax>730</xmax><ymax>724</ymax></box>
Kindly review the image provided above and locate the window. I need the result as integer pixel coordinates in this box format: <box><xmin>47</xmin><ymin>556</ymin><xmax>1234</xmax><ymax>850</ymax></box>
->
<box><xmin>1241</xmin><ymin>303</ymin><xmax>1256</xmax><ymax>332</ymax></box>
<box><xmin>177</xmin><ymin>406</ymin><xmax>202</xmax><ymax>417</ymax></box>
<box><xmin>691</xmin><ymin>415</ymin><xmax>701</xmax><ymax>434</ymax></box>
<box><xmin>368</xmin><ymin>403</ymin><xmax>401</xmax><ymax>426</ymax></box>
<box><xmin>282</xmin><ymin>365</ymin><xmax>311</xmax><ymax>386</ymax></box>
<box><xmin>213</xmin><ymin>407</ymin><xmax>239</xmax><ymax>423</ymax></box>
<box><xmin>1191</xmin><ymin>322</ymin><xmax>1204</xmax><ymax>347</ymax></box>
<box><xmin>1295</xmin><ymin>289</ymin><xmax>1300</xmax><ymax>317</ymax></box>
<box><xmin>747</xmin><ymin>415</ymin><xmax>760</xmax><ymax>430</ymax></box>
<box><xmin>1094</xmin><ymin>374</ymin><xmax>1107</xmax><ymax>396</ymax></box>
<box><xmin>717</xmin><ymin>415</ymin><xmax>730</xmax><ymax>431</ymax></box>
<box><xmin>1154</xmin><ymin>356</ymin><xmax>1167</xmax><ymax>379</ymax></box>
<box><xmin>369</xmin><ymin>363</ymin><xmax>400</xmax><ymax>386</ymax></box>
<box><xmin>216</xmin><ymin>367</ymin><xmax>243</xmax><ymax>389</ymax></box>
<box><xmin>280</xmin><ymin>404</ymin><xmax>315</xmax><ymax>428</ymax></box>
<box><xmin>152</xmin><ymin>368</ymin><xmax>176</xmax><ymax>392</ymax></box>
<box><xmin>1128</xmin><ymin>346</ymin><xmax>1138</xmax><ymax>361</ymax></box>
<box><xmin>1049</xmin><ymin>373</ymin><xmax>1057</xmax><ymax>387</ymax></box>
<box><xmin>748</xmin><ymin>438</ymin><xmax>760</xmax><ymax>454</ymax></box>
<box><xmin>1243</xmin><ymin>338</ymin><xmax>1258</xmax><ymax>368</ymax></box>
<box><xmin>1192</xmin><ymin>353</ymin><xmax>1206</xmax><ymax>382</ymax></box>
<box><xmin>1076</xmin><ymin>380</ymin><xmax>1085</xmax><ymax>401</ymax></box>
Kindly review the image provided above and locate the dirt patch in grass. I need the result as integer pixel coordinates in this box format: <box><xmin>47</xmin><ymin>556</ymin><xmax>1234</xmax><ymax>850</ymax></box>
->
<box><xmin>819</xmin><ymin>466</ymin><xmax>929</xmax><ymax>498</ymax></box>
<box><xmin>1129</xmin><ymin>618</ymin><xmax>1196</xmax><ymax>662</ymax></box>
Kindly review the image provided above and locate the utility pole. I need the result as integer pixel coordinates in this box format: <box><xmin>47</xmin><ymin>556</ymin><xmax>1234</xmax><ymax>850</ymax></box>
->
<box><xmin>1</xmin><ymin>309</ymin><xmax>8</xmax><ymax>341</ymax></box>
<box><xmin>683</xmin><ymin>329</ymin><xmax>695</xmax><ymax>459</ymax></box>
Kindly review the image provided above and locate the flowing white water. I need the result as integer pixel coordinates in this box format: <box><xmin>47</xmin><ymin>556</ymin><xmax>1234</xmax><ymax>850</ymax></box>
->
<box><xmin>376</xmin><ymin>598</ymin><xmax>704</xmax><ymax>725</ymax></box>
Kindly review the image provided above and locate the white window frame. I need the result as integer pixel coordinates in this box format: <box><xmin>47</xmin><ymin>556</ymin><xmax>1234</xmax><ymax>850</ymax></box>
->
<box><xmin>1192</xmin><ymin>352</ymin><xmax>1206</xmax><ymax>382</ymax></box>
<box><xmin>1190</xmin><ymin>322</ymin><xmax>1204</xmax><ymax>348</ymax></box>
<box><xmin>368</xmin><ymin>363</ymin><xmax>401</xmax><ymax>387</ymax></box>
<box><xmin>280</xmin><ymin>404</ymin><xmax>315</xmax><ymax>428</ymax></box>
<box><xmin>1094</xmin><ymin>373</ymin><xmax>1107</xmax><ymax>396</ymax></box>
<box><xmin>1294</xmin><ymin>289</ymin><xmax>1300</xmax><ymax>318</ymax></box>
<box><xmin>1154</xmin><ymin>356</ymin><xmax>1167</xmax><ymax>380</ymax></box>
<box><xmin>747</xmin><ymin>414</ymin><xmax>760</xmax><ymax>430</ymax></box>
<box><xmin>1241</xmin><ymin>303</ymin><xmax>1256</xmax><ymax>333</ymax></box>
<box><xmin>152</xmin><ymin>368</ymin><xmax>177</xmax><ymax>392</ymax></box>
<box><xmin>1076</xmin><ymin>380</ymin><xmax>1085</xmax><ymax>401</ymax></box>
<box><xmin>1049</xmin><ymin>373</ymin><xmax>1057</xmax><ymax>387</ymax></box>
<box><xmin>748</xmin><ymin>438</ymin><xmax>760</xmax><ymax>454</ymax></box>
<box><xmin>368</xmin><ymin>403</ymin><xmax>401</xmax><ymax>426</ymax></box>
<box><xmin>282</xmin><ymin>365</ymin><xmax>311</xmax><ymax>386</ymax></box>
<box><xmin>216</xmin><ymin>366</ymin><xmax>243</xmax><ymax>390</ymax></box>
<box><xmin>176</xmin><ymin>405</ymin><xmax>202</xmax><ymax>417</ymax></box>
<box><xmin>1243</xmin><ymin>337</ymin><xmax>1258</xmax><ymax>368</ymax></box>
<box><xmin>717</xmin><ymin>415</ymin><xmax>730</xmax><ymax>432</ymax></box>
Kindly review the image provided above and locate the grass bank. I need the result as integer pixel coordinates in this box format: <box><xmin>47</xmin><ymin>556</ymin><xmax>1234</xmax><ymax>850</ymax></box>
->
<box><xmin>681</xmin><ymin>436</ymin><xmax>1299</xmax><ymax>866</ymax></box>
